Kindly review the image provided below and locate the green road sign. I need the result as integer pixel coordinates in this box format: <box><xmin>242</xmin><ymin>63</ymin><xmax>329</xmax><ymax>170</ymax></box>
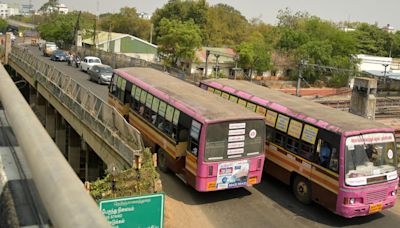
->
<box><xmin>99</xmin><ymin>193</ymin><xmax>164</xmax><ymax>228</ymax></box>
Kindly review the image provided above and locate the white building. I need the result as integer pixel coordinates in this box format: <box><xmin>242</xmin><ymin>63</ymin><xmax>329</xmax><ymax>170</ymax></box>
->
<box><xmin>44</xmin><ymin>3</ymin><xmax>69</xmax><ymax>14</ymax></box>
<box><xmin>57</xmin><ymin>4</ymin><xmax>68</xmax><ymax>14</ymax></box>
<box><xmin>0</xmin><ymin>3</ymin><xmax>8</xmax><ymax>18</ymax></box>
<box><xmin>356</xmin><ymin>54</ymin><xmax>392</xmax><ymax>72</ymax></box>
<box><xmin>0</xmin><ymin>3</ymin><xmax>20</xmax><ymax>18</ymax></box>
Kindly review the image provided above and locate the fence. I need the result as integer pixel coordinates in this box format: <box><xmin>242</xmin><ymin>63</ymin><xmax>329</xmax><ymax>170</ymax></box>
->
<box><xmin>9</xmin><ymin>45</ymin><xmax>144</xmax><ymax>167</ymax></box>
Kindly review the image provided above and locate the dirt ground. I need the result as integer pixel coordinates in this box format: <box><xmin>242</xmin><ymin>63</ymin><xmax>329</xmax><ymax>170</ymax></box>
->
<box><xmin>164</xmin><ymin>196</ymin><xmax>214</xmax><ymax>228</ymax></box>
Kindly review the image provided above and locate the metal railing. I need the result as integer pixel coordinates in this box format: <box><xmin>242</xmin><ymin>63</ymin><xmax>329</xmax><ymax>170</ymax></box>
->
<box><xmin>0</xmin><ymin>64</ymin><xmax>111</xmax><ymax>227</ymax></box>
<box><xmin>9</xmin><ymin>46</ymin><xmax>144</xmax><ymax>167</ymax></box>
<box><xmin>74</xmin><ymin>46</ymin><xmax>201</xmax><ymax>83</ymax></box>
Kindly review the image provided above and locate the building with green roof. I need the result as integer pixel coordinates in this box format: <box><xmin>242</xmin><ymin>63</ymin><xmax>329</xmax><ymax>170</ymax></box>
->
<box><xmin>82</xmin><ymin>31</ymin><xmax>158</xmax><ymax>62</ymax></box>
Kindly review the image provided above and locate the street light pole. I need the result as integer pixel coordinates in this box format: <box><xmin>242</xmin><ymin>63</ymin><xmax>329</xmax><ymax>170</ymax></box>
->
<box><xmin>383</xmin><ymin>63</ymin><xmax>389</xmax><ymax>95</ymax></box>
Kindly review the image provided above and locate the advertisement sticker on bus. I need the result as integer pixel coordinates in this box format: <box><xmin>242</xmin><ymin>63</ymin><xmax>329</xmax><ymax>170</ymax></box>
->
<box><xmin>288</xmin><ymin>119</ymin><xmax>303</xmax><ymax>139</ymax></box>
<box><xmin>265</xmin><ymin>110</ymin><xmax>277</xmax><ymax>127</ymax></box>
<box><xmin>276</xmin><ymin>114</ymin><xmax>290</xmax><ymax>132</ymax></box>
<box><xmin>301</xmin><ymin>124</ymin><xmax>318</xmax><ymax>144</ymax></box>
<box><xmin>216</xmin><ymin>160</ymin><xmax>249</xmax><ymax>189</ymax></box>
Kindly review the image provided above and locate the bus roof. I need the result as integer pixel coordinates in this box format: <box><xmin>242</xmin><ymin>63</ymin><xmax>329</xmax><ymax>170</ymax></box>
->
<box><xmin>202</xmin><ymin>79</ymin><xmax>391</xmax><ymax>133</ymax></box>
<box><xmin>114</xmin><ymin>68</ymin><xmax>263</xmax><ymax>123</ymax></box>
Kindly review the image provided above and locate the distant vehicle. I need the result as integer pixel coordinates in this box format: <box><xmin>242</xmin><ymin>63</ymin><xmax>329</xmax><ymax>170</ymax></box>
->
<box><xmin>43</xmin><ymin>42</ymin><xmax>58</xmax><ymax>57</ymax></box>
<box><xmin>50</xmin><ymin>50</ymin><xmax>68</xmax><ymax>62</ymax></box>
<box><xmin>80</xmin><ymin>56</ymin><xmax>102</xmax><ymax>72</ymax></box>
<box><xmin>88</xmin><ymin>64</ymin><xmax>113</xmax><ymax>84</ymax></box>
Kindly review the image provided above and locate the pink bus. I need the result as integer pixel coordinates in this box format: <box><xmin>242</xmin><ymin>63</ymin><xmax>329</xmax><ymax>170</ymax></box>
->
<box><xmin>108</xmin><ymin>68</ymin><xmax>265</xmax><ymax>191</ymax></box>
<box><xmin>200</xmin><ymin>78</ymin><xmax>398</xmax><ymax>217</ymax></box>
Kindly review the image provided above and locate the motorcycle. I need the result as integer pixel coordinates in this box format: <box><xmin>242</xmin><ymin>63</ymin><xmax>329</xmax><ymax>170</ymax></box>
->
<box><xmin>74</xmin><ymin>56</ymin><xmax>81</xmax><ymax>68</ymax></box>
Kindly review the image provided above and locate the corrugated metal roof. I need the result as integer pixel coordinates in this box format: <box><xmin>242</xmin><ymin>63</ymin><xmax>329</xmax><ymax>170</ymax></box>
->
<box><xmin>362</xmin><ymin>70</ymin><xmax>400</xmax><ymax>80</ymax></box>
<box><xmin>195</xmin><ymin>47</ymin><xmax>236</xmax><ymax>64</ymax></box>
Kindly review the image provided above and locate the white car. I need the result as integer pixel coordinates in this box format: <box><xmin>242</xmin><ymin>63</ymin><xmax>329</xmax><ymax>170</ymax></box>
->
<box><xmin>80</xmin><ymin>56</ymin><xmax>102</xmax><ymax>72</ymax></box>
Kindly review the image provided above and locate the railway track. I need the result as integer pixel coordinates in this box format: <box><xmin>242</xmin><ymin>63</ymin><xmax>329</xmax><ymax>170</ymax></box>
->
<box><xmin>315</xmin><ymin>97</ymin><xmax>400</xmax><ymax>117</ymax></box>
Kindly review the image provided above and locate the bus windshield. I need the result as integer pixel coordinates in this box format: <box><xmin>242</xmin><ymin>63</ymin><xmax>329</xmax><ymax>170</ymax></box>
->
<box><xmin>204</xmin><ymin>120</ymin><xmax>265</xmax><ymax>162</ymax></box>
<box><xmin>345</xmin><ymin>133</ymin><xmax>398</xmax><ymax>186</ymax></box>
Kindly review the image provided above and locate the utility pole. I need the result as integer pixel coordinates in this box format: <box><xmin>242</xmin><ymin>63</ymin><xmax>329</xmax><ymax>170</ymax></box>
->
<box><xmin>149</xmin><ymin>23</ymin><xmax>153</xmax><ymax>44</ymax></box>
<box><xmin>107</xmin><ymin>24</ymin><xmax>112</xmax><ymax>52</ymax></box>
<box><xmin>296</xmin><ymin>60</ymin><xmax>305</xmax><ymax>97</ymax></box>
<box><xmin>215</xmin><ymin>54</ymin><xmax>220</xmax><ymax>78</ymax></box>
<box><xmin>204</xmin><ymin>50</ymin><xmax>210</xmax><ymax>79</ymax></box>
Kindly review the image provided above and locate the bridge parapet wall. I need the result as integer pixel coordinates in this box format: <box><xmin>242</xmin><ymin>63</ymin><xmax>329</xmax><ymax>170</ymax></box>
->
<box><xmin>9</xmin><ymin>46</ymin><xmax>144</xmax><ymax>168</ymax></box>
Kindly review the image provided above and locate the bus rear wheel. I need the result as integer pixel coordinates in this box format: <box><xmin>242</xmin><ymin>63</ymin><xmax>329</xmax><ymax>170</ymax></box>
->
<box><xmin>292</xmin><ymin>175</ymin><xmax>312</xmax><ymax>204</ymax></box>
<box><xmin>157</xmin><ymin>148</ymin><xmax>169</xmax><ymax>173</ymax></box>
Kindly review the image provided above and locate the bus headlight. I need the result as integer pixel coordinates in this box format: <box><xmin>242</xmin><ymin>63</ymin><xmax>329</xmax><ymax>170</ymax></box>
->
<box><xmin>391</xmin><ymin>190</ymin><xmax>397</xmax><ymax>196</ymax></box>
<box><xmin>349</xmin><ymin>198</ymin><xmax>355</xmax><ymax>204</ymax></box>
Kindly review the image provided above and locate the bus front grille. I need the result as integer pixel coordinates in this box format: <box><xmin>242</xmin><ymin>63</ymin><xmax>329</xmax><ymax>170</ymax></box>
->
<box><xmin>365</xmin><ymin>190</ymin><xmax>387</xmax><ymax>204</ymax></box>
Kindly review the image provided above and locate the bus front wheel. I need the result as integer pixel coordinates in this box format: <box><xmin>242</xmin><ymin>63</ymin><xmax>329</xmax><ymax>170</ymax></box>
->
<box><xmin>157</xmin><ymin>148</ymin><xmax>169</xmax><ymax>173</ymax></box>
<box><xmin>292</xmin><ymin>175</ymin><xmax>312</xmax><ymax>204</ymax></box>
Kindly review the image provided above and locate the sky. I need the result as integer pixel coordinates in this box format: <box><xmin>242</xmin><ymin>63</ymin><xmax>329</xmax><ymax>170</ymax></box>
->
<box><xmin>6</xmin><ymin>0</ymin><xmax>400</xmax><ymax>29</ymax></box>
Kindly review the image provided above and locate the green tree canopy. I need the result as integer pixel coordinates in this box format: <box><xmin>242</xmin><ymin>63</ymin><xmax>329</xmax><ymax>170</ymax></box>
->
<box><xmin>99</xmin><ymin>7</ymin><xmax>152</xmax><ymax>41</ymax></box>
<box><xmin>37</xmin><ymin>11</ymin><xmax>95</xmax><ymax>48</ymax></box>
<box><xmin>152</xmin><ymin>0</ymin><xmax>208</xmax><ymax>43</ymax></box>
<box><xmin>157</xmin><ymin>18</ymin><xmax>202</xmax><ymax>67</ymax></box>
<box><xmin>0</xmin><ymin>18</ymin><xmax>7</xmax><ymax>32</ymax></box>
<box><xmin>237</xmin><ymin>31</ymin><xmax>272</xmax><ymax>76</ymax></box>
<box><xmin>350</xmin><ymin>23</ymin><xmax>392</xmax><ymax>57</ymax></box>
<box><xmin>204</xmin><ymin>4</ymin><xmax>249</xmax><ymax>46</ymax></box>
<box><xmin>39</xmin><ymin>0</ymin><xmax>59</xmax><ymax>13</ymax></box>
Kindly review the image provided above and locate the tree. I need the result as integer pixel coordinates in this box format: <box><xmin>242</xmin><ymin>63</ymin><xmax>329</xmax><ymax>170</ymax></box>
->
<box><xmin>0</xmin><ymin>18</ymin><xmax>7</xmax><ymax>32</ymax></box>
<box><xmin>205</xmin><ymin>4</ymin><xmax>249</xmax><ymax>46</ymax></box>
<box><xmin>350</xmin><ymin>23</ymin><xmax>392</xmax><ymax>56</ymax></box>
<box><xmin>152</xmin><ymin>0</ymin><xmax>208</xmax><ymax>43</ymax></box>
<box><xmin>237</xmin><ymin>31</ymin><xmax>272</xmax><ymax>76</ymax></box>
<box><xmin>157</xmin><ymin>18</ymin><xmax>201</xmax><ymax>67</ymax></box>
<box><xmin>39</xmin><ymin>0</ymin><xmax>59</xmax><ymax>13</ymax></box>
<box><xmin>37</xmin><ymin>11</ymin><xmax>95</xmax><ymax>48</ymax></box>
<box><xmin>99</xmin><ymin>7</ymin><xmax>152</xmax><ymax>41</ymax></box>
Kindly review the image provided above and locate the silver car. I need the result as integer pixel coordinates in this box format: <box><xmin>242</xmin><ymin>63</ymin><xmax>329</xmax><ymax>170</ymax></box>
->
<box><xmin>88</xmin><ymin>64</ymin><xmax>113</xmax><ymax>84</ymax></box>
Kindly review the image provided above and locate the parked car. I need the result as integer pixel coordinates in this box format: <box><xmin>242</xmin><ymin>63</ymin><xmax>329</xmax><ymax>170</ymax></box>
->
<box><xmin>88</xmin><ymin>64</ymin><xmax>113</xmax><ymax>84</ymax></box>
<box><xmin>80</xmin><ymin>56</ymin><xmax>102</xmax><ymax>72</ymax></box>
<box><xmin>43</xmin><ymin>42</ymin><xmax>58</xmax><ymax>57</ymax></box>
<box><xmin>50</xmin><ymin>50</ymin><xmax>69</xmax><ymax>62</ymax></box>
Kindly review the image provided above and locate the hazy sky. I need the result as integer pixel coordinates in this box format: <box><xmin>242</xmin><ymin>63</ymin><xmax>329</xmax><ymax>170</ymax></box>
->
<box><xmin>7</xmin><ymin>0</ymin><xmax>400</xmax><ymax>29</ymax></box>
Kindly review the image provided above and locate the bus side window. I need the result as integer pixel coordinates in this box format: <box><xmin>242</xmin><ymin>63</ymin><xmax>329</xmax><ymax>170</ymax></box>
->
<box><xmin>124</xmin><ymin>81</ymin><xmax>132</xmax><ymax>104</ymax></box>
<box><xmin>286</xmin><ymin>136</ymin><xmax>299</xmax><ymax>154</ymax></box>
<box><xmin>109</xmin><ymin>74</ymin><xmax>117</xmax><ymax>96</ymax></box>
<box><xmin>315</xmin><ymin>139</ymin><xmax>333</xmax><ymax>169</ymax></box>
<box><xmin>266</xmin><ymin>126</ymin><xmax>275</xmax><ymax>142</ymax></box>
<box><xmin>118</xmin><ymin>78</ymin><xmax>127</xmax><ymax>102</ymax></box>
<box><xmin>274</xmin><ymin>131</ymin><xmax>286</xmax><ymax>147</ymax></box>
<box><xmin>299</xmin><ymin>141</ymin><xmax>314</xmax><ymax>161</ymax></box>
<box><xmin>329</xmin><ymin>148</ymin><xmax>339</xmax><ymax>172</ymax></box>
<box><xmin>177</xmin><ymin>112</ymin><xmax>191</xmax><ymax>143</ymax></box>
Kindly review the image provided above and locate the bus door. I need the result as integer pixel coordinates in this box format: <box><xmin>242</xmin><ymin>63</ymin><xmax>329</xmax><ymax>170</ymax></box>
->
<box><xmin>310</xmin><ymin>135</ymin><xmax>340</xmax><ymax>211</ymax></box>
<box><xmin>185</xmin><ymin>119</ymin><xmax>201</xmax><ymax>177</ymax></box>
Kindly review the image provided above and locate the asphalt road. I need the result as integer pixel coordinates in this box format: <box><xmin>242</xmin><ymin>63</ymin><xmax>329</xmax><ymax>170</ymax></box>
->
<box><xmin>24</xmin><ymin>45</ymin><xmax>400</xmax><ymax>228</ymax></box>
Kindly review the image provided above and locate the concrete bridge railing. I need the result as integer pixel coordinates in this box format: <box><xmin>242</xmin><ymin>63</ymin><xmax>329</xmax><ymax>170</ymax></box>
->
<box><xmin>9</xmin><ymin>45</ymin><xmax>144</xmax><ymax>167</ymax></box>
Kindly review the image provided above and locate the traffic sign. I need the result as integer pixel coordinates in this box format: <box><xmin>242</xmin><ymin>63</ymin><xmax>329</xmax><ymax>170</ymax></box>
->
<box><xmin>99</xmin><ymin>193</ymin><xmax>164</xmax><ymax>228</ymax></box>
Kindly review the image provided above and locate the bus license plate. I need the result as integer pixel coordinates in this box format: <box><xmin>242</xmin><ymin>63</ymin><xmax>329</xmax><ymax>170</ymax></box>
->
<box><xmin>369</xmin><ymin>203</ymin><xmax>383</xmax><ymax>214</ymax></box>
